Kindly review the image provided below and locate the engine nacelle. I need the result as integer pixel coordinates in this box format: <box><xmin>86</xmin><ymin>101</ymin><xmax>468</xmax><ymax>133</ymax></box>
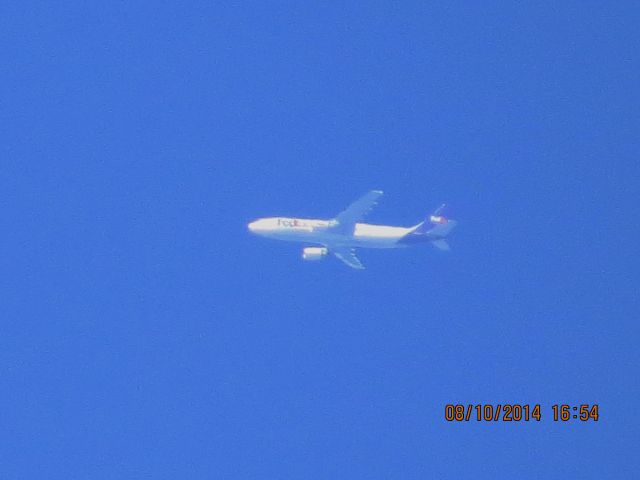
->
<box><xmin>302</xmin><ymin>247</ymin><xmax>328</xmax><ymax>261</ymax></box>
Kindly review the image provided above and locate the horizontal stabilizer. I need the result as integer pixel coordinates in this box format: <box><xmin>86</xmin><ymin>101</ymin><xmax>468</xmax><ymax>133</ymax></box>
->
<box><xmin>427</xmin><ymin>219</ymin><xmax>458</xmax><ymax>238</ymax></box>
<box><xmin>431</xmin><ymin>239</ymin><xmax>450</xmax><ymax>251</ymax></box>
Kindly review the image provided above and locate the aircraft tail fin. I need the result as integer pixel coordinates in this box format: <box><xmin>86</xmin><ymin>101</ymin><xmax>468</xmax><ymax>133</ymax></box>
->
<box><xmin>400</xmin><ymin>204</ymin><xmax>457</xmax><ymax>249</ymax></box>
<box><xmin>411</xmin><ymin>204</ymin><xmax>457</xmax><ymax>237</ymax></box>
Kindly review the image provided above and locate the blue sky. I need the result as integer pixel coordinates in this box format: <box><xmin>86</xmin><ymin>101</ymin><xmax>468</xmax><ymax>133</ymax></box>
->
<box><xmin>2</xmin><ymin>2</ymin><xmax>639</xmax><ymax>478</ymax></box>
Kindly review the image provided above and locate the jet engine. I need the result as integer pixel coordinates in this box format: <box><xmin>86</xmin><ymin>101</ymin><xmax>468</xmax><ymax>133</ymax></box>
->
<box><xmin>302</xmin><ymin>247</ymin><xmax>328</xmax><ymax>261</ymax></box>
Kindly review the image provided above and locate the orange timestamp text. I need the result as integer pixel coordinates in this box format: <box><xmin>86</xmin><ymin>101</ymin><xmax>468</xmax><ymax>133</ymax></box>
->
<box><xmin>444</xmin><ymin>404</ymin><xmax>599</xmax><ymax>422</ymax></box>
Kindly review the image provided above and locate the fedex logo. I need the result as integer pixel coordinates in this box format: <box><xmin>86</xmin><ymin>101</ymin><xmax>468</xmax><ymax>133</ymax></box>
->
<box><xmin>278</xmin><ymin>218</ymin><xmax>308</xmax><ymax>228</ymax></box>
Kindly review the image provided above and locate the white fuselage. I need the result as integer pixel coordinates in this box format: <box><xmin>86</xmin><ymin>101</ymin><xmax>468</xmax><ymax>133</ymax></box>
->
<box><xmin>247</xmin><ymin>217</ymin><xmax>412</xmax><ymax>249</ymax></box>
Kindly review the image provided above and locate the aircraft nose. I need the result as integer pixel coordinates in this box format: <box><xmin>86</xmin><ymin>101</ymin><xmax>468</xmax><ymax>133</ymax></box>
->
<box><xmin>248</xmin><ymin>219</ymin><xmax>272</xmax><ymax>234</ymax></box>
<box><xmin>248</xmin><ymin>220</ymin><xmax>263</xmax><ymax>233</ymax></box>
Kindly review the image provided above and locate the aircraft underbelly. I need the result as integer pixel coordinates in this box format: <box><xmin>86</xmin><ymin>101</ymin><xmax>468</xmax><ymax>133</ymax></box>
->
<box><xmin>268</xmin><ymin>223</ymin><xmax>410</xmax><ymax>249</ymax></box>
<box><xmin>303</xmin><ymin>231</ymin><xmax>403</xmax><ymax>249</ymax></box>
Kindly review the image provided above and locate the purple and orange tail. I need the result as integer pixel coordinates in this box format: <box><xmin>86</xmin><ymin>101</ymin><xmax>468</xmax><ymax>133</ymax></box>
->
<box><xmin>404</xmin><ymin>204</ymin><xmax>458</xmax><ymax>250</ymax></box>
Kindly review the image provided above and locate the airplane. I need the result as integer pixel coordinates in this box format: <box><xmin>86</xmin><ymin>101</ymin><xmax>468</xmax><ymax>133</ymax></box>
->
<box><xmin>247</xmin><ymin>190</ymin><xmax>457</xmax><ymax>269</ymax></box>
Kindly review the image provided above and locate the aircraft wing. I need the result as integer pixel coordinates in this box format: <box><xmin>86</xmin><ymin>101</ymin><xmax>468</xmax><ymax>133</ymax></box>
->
<box><xmin>334</xmin><ymin>190</ymin><xmax>383</xmax><ymax>233</ymax></box>
<box><xmin>333</xmin><ymin>248</ymin><xmax>365</xmax><ymax>270</ymax></box>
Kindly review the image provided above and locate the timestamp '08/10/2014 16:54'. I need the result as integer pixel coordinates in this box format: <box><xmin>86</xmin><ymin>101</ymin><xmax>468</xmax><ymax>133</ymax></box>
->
<box><xmin>444</xmin><ymin>404</ymin><xmax>599</xmax><ymax>422</ymax></box>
